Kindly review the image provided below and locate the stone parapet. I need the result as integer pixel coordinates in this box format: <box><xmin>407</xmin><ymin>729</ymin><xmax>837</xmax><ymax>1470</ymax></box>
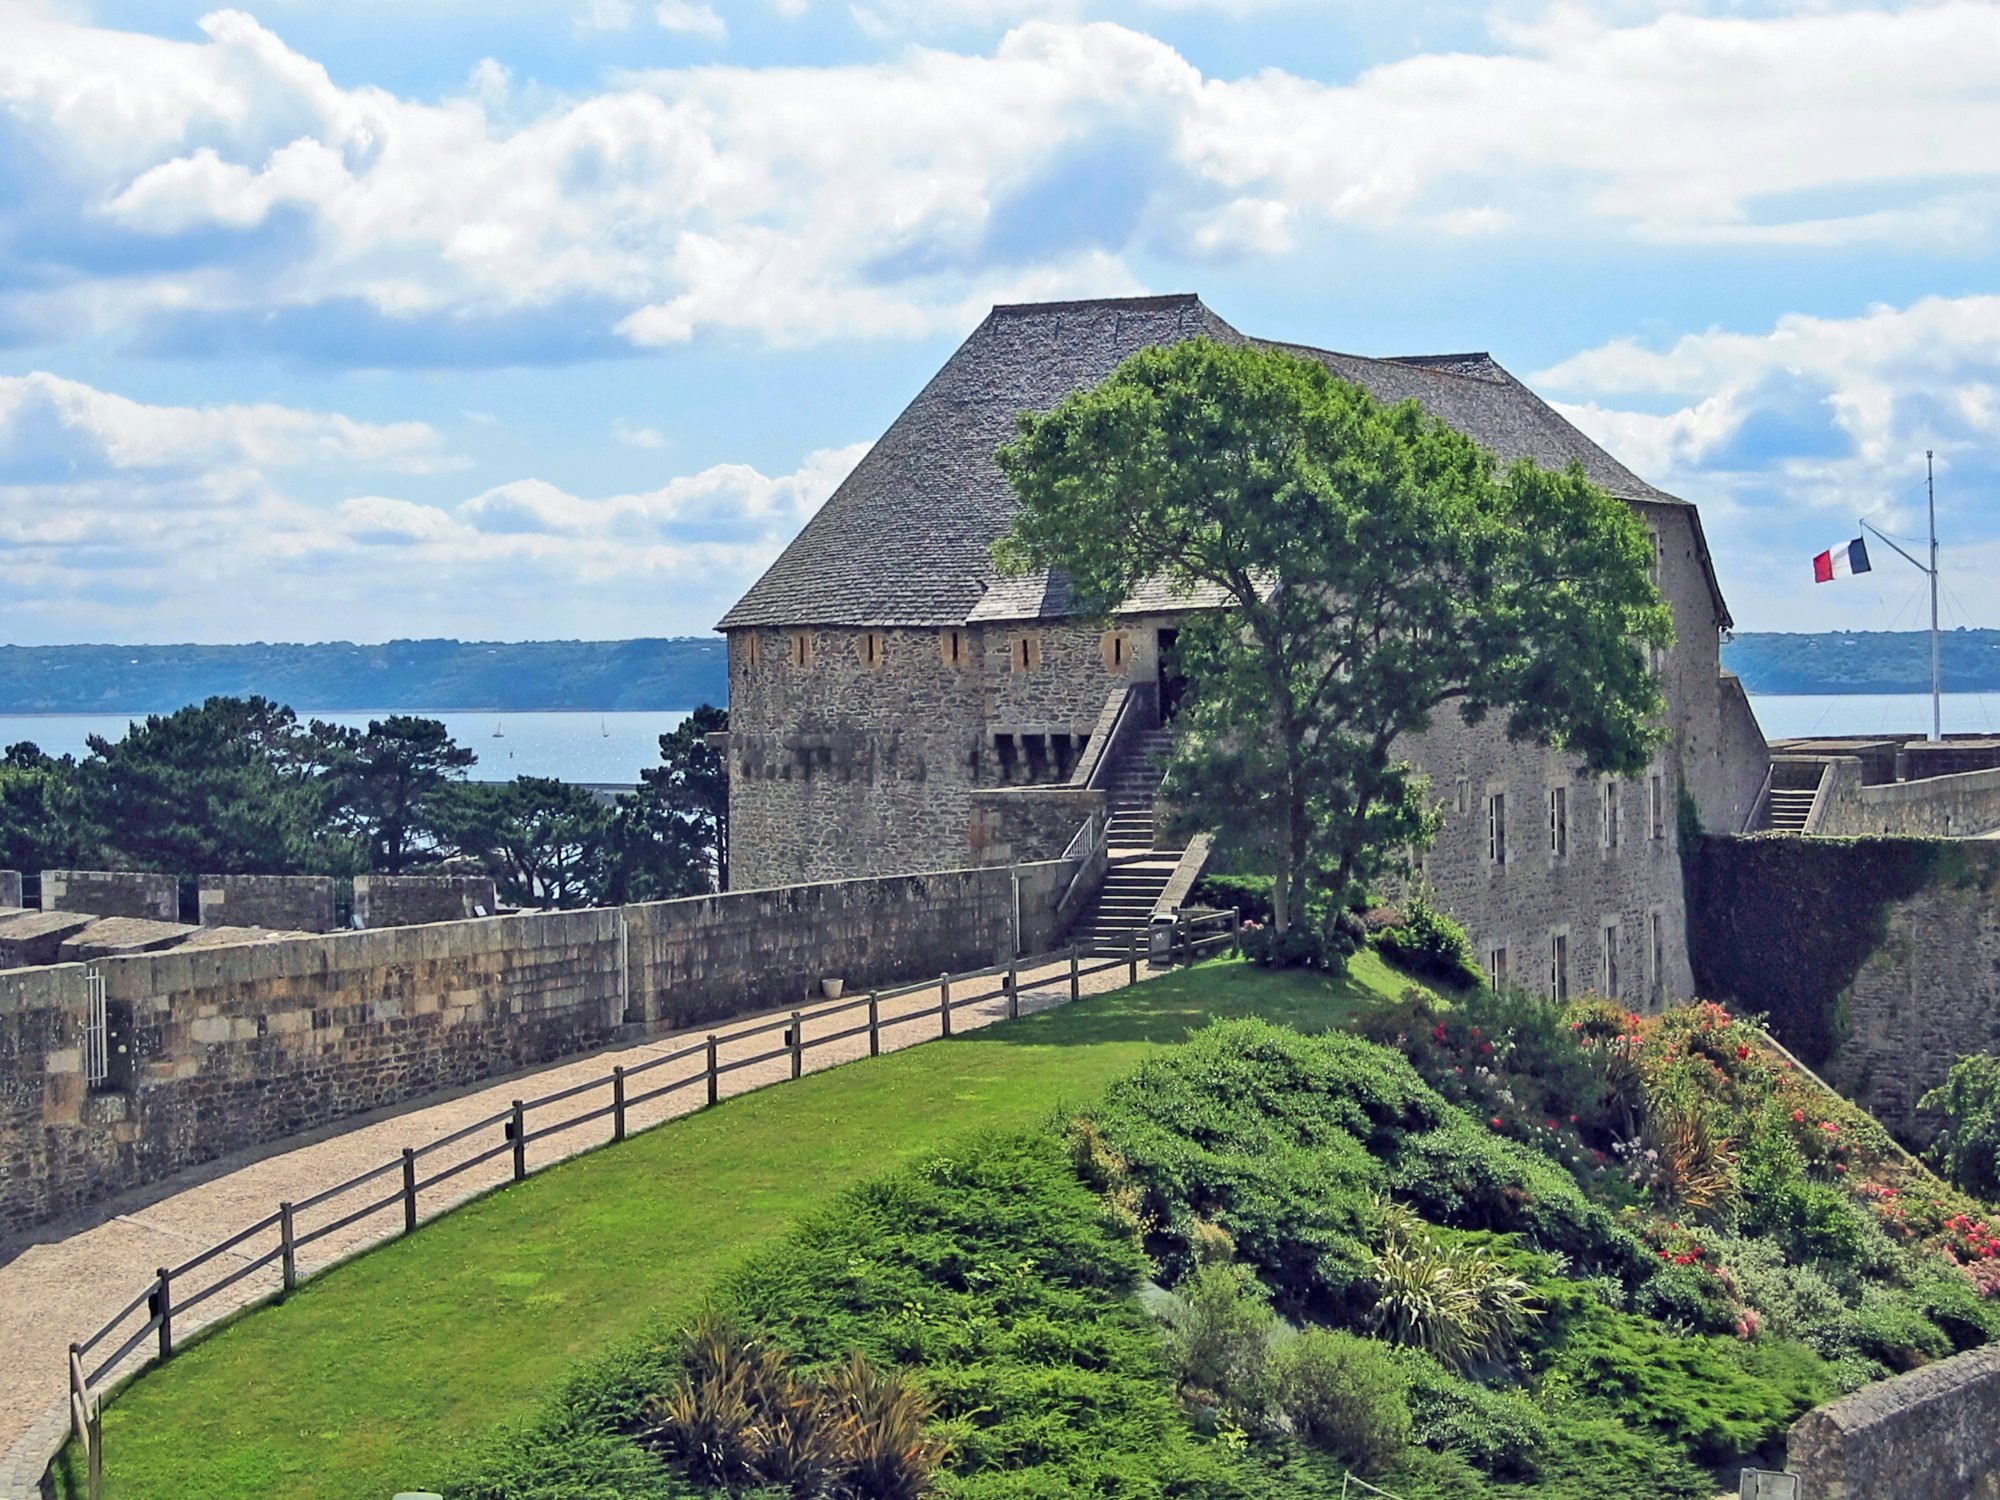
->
<box><xmin>353</xmin><ymin>874</ymin><xmax>498</xmax><ymax>928</ymax></box>
<box><xmin>197</xmin><ymin>875</ymin><xmax>337</xmax><ymax>933</ymax></box>
<box><xmin>1788</xmin><ymin>1344</ymin><xmax>2000</xmax><ymax>1499</ymax></box>
<box><xmin>0</xmin><ymin>872</ymin><xmax>19</xmax><ymax>910</ymax></box>
<box><xmin>40</xmin><ymin>871</ymin><xmax>178</xmax><ymax>923</ymax></box>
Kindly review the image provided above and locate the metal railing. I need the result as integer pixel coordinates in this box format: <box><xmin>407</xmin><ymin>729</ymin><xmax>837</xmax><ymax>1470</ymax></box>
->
<box><xmin>58</xmin><ymin>909</ymin><xmax>1240</xmax><ymax>1498</ymax></box>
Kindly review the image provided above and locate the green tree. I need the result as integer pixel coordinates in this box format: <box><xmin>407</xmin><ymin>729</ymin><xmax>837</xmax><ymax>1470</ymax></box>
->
<box><xmin>77</xmin><ymin>696</ymin><xmax>335</xmax><ymax>876</ymax></box>
<box><xmin>320</xmin><ymin>715</ymin><xmax>477</xmax><ymax>873</ymax></box>
<box><xmin>996</xmin><ymin>339</ymin><xmax>1670</xmax><ymax>933</ymax></box>
<box><xmin>1919</xmin><ymin>1054</ymin><xmax>2000</xmax><ymax>1200</ymax></box>
<box><xmin>0</xmin><ymin>742</ymin><xmax>93</xmax><ymax>875</ymax></box>
<box><xmin>439</xmin><ymin>776</ymin><xmax>611</xmax><ymax>909</ymax></box>
<box><xmin>606</xmin><ymin>705</ymin><xmax>730</xmax><ymax>901</ymax></box>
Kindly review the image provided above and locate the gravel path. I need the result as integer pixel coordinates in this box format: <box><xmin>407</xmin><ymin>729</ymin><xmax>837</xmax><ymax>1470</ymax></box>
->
<box><xmin>0</xmin><ymin>948</ymin><xmax>1152</xmax><ymax>1499</ymax></box>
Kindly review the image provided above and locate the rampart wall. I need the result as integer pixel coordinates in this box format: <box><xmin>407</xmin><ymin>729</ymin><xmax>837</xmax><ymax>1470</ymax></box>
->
<box><xmin>1814</xmin><ymin>760</ymin><xmax>2000</xmax><ymax>838</ymax></box>
<box><xmin>198</xmin><ymin>875</ymin><xmax>337</xmax><ymax>933</ymax></box>
<box><xmin>1689</xmin><ymin>836</ymin><xmax>2000</xmax><ymax>1133</ymax></box>
<box><xmin>1788</xmin><ymin>1344</ymin><xmax>2000</xmax><ymax>1499</ymax></box>
<box><xmin>353</xmin><ymin>874</ymin><xmax>498</xmax><ymax>927</ymax></box>
<box><xmin>0</xmin><ymin>860</ymin><xmax>1075</xmax><ymax>1238</ymax></box>
<box><xmin>41</xmin><ymin>871</ymin><xmax>177</xmax><ymax>923</ymax></box>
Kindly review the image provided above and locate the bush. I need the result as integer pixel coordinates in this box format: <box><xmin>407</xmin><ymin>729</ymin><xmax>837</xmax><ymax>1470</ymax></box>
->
<box><xmin>1160</xmin><ymin>1262</ymin><xmax>1279</xmax><ymax>1417</ymax></box>
<box><xmin>1271</xmin><ymin>1329</ymin><xmax>1410</xmax><ymax>1473</ymax></box>
<box><xmin>1367</xmin><ymin>1202</ymin><xmax>1540</xmax><ymax>1368</ymax></box>
<box><xmin>1192</xmin><ymin>872</ymin><xmax>1274</xmax><ymax>926</ymax></box>
<box><xmin>1392</xmin><ymin>1349</ymin><xmax>1549</xmax><ymax>1480</ymax></box>
<box><xmin>1920</xmin><ymin>1053</ymin><xmax>2000</xmax><ymax>1199</ymax></box>
<box><xmin>1242</xmin><ymin>920</ymin><xmax>1352</xmax><ymax>971</ymax></box>
<box><xmin>1374</xmin><ymin>896</ymin><xmax>1482</xmax><ymax>987</ymax></box>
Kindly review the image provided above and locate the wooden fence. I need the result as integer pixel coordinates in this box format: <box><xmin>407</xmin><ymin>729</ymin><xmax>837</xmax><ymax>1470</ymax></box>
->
<box><xmin>60</xmin><ymin>908</ymin><xmax>1242</xmax><ymax>1498</ymax></box>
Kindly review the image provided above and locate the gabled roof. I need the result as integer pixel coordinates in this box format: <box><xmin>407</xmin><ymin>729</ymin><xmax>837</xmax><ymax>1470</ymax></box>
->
<box><xmin>718</xmin><ymin>293</ymin><xmax>1724</xmax><ymax>631</ymax></box>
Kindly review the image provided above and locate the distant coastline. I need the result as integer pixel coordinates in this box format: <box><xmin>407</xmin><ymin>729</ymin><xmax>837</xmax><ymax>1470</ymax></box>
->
<box><xmin>0</xmin><ymin>631</ymin><xmax>1991</xmax><ymax>713</ymax></box>
<box><xmin>0</xmin><ymin>638</ymin><xmax>726</xmax><ymax>715</ymax></box>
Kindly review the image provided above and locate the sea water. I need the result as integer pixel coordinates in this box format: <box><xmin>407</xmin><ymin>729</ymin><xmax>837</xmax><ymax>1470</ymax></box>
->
<box><xmin>0</xmin><ymin>710</ymin><xmax>694</xmax><ymax>786</ymax></box>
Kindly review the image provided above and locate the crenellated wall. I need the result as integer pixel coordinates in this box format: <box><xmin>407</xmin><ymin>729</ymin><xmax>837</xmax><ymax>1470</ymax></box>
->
<box><xmin>0</xmin><ymin>860</ymin><xmax>1078</xmax><ymax>1238</ymax></box>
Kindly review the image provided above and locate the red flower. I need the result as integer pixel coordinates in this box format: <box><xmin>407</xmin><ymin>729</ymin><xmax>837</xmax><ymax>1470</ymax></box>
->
<box><xmin>1736</xmin><ymin>1044</ymin><xmax>1751</xmax><ymax>1060</ymax></box>
<box><xmin>1792</xmin><ymin>1109</ymin><xmax>1805</xmax><ymax>1124</ymax></box>
<box><xmin>1491</xmin><ymin>1116</ymin><xmax>1504</xmax><ymax>1129</ymax></box>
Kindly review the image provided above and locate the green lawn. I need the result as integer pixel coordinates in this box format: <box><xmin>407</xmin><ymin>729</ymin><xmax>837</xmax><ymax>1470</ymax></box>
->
<box><xmin>65</xmin><ymin>954</ymin><xmax>1420</xmax><ymax>1500</ymax></box>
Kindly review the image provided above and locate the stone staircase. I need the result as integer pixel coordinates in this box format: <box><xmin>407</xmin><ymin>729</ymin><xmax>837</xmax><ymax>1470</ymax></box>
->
<box><xmin>1071</xmin><ymin>729</ymin><xmax>1178</xmax><ymax>951</ymax></box>
<box><xmin>1765</xmin><ymin>786</ymin><xmax>1817</xmax><ymax>832</ymax></box>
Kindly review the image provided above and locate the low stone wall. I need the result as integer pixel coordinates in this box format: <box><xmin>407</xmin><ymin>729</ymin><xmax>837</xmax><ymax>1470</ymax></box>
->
<box><xmin>0</xmin><ymin>860</ymin><xmax>1077</xmax><ymax>1237</ymax></box>
<box><xmin>353</xmin><ymin>874</ymin><xmax>499</xmax><ymax>927</ymax></box>
<box><xmin>198</xmin><ymin>875</ymin><xmax>336</xmax><ymax>933</ymax></box>
<box><xmin>41</xmin><ymin>871</ymin><xmax>178</xmax><ymax>923</ymax></box>
<box><xmin>1788</xmin><ymin>1344</ymin><xmax>2000</xmax><ymax>1499</ymax></box>
<box><xmin>967</xmin><ymin>787</ymin><xmax>1102</xmax><ymax>867</ymax></box>
<box><xmin>0</xmin><ymin>911</ymin><xmax>98</xmax><ymax>969</ymax></box>
<box><xmin>1824</xmin><ymin>763</ymin><xmax>2000</xmax><ymax>838</ymax></box>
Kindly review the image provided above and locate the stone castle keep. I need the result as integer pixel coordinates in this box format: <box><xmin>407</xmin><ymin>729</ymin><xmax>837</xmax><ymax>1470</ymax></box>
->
<box><xmin>717</xmin><ymin>293</ymin><xmax>1772</xmax><ymax>1004</ymax></box>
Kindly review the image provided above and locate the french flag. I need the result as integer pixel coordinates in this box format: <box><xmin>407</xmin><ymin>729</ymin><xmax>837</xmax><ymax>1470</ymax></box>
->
<box><xmin>1813</xmin><ymin>538</ymin><xmax>1872</xmax><ymax>583</ymax></box>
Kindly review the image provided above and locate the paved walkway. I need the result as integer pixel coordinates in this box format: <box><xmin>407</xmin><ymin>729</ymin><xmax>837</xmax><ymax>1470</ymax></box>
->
<box><xmin>0</xmin><ymin>950</ymin><xmax>1148</xmax><ymax>1499</ymax></box>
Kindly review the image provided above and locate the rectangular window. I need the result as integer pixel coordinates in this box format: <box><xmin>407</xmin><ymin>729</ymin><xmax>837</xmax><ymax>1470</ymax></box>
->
<box><xmin>1601</xmin><ymin>779</ymin><xmax>1620</xmax><ymax>852</ymax></box>
<box><xmin>941</xmin><ymin>628</ymin><xmax>966</xmax><ymax>667</ymax></box>
<box><xmin>741</xmin><ymin>633</ymin><xmax>764</xmax><ymax>670</ymax></box>
<box><xmin>1649</xmin><ymin>773</ymin><xmax>1666</xmax><ymax>840</ymax></box>
<box><xmin>1650</xmin><ymin>911</ymin><xmax>1666</xmax><ymax>998</ymax></box>
<box><xmin>856</xmin><ymin>630</ymin><xmax>885</xmax><ymax>668</ymax></box>
<box><xmin>790</xmin><ymin>632</ymin><xmax>813</xmax><ymax>669</ymax></box>
<box><xmin>1548</xmin><ymin>786</ymin><xmax>1568</xmax><ymax>860</ymax></box>
<box><xmin>1455</xmin><ymin>776</ymin><xmax>1470</xmax><ymax>815</ymax></box>
<box><xmin>1488</xmin><ymin>945</ymin><xmax>1508</xmax><ymax>987</ymax></box>
<box><xmin>1601</xmin><ymin>921</ymin><xmax>1620</xmax><ymax>999</ymax></box>
<box><xmin>1649</xmin><ymin>526</ymin><xmax>1663</xmax><ymax>586</ymax></box>
<box><xmin>1487</xmin><ymin>791</ymin><xmax>1507</xmax><ymax>866</ymax></box>
<box><xmin>1012</xmin><ymin>634</ymin><xmax>1041</xmax><ymax>673</ymax></box>
<box><xmin>1101</xmin><ymin>631</ymin><xmax>1129</xmax><ymax>670</ymax></box>
<box><xmin>1549</xmin><ymin>932</ymin><xmax>1569</xmax><ymax>1002</ymax></box>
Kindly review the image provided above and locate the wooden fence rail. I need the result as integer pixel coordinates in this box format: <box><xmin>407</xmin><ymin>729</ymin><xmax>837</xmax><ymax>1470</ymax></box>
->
<box><xmin>57</xmin><ymin>909</ymin><xmax>1239</xmax><ymax>1499</ymax></box>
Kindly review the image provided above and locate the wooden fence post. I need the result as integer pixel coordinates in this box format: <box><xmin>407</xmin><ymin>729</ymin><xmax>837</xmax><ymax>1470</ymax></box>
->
<box><xmin>154</xmin><ymin>1267</ymin><xmax>173</xmax><ymax>1360</ymax></box>
<box><xmin>940</xmin><ymin>973</ymin><xmax>952</xmax><ymax>1038</ymax></box>
<box><xmin>1007</xmin><ymin>956</ymin><xmax>1019</xmax><ymax>1020</ymax></box>
<box><xmin>790</xmin><ymin>1011</ymin><xmax>803</xmax><ymax>1078</ymax></box>
<box><xmin>1069</xmin><ymin>944</ymin><xmax>1080</xmax><ymax>1003</ymax></box>
<box><xmin>706</xmin><ymin>1035</ymin><xmax>719</xmax><ymax>1106</ymax></box>
<box><xmin>868</xmin><ymin>992</ymin><xmax>880</xmax><ymax>1057</ymax></box>
<box><xmin>612</xmin><ymin>1065</ymin><xmax>626</xmax><ymax>1143</ymax></box>
<box><xmin>510</xmin><ymin>1101</ymin><xmax>527</xmax><ymax>1182</ymax></box>
<box><xmin>1128</xmin><ymin>928</ymin><xmax>1139</xmax><ymax>985</ymax></box>
<box><xmin>1232</xmin><ymin>907</ymin><xmax>1243</xmax><ymax>958</ymax></box>
<box><xmin>279</xmin><ymin>1202</ymin><xmax>297</xmax><ymax>1294</ymax></box>
<box><xmin>402</xmin><ymin>1148</ymin><xmax>418</xmax><ymax>1234</ymax></box>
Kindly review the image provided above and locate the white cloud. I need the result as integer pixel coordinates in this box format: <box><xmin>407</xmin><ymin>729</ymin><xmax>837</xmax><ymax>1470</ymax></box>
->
<box><xmin>0</xmin><ymin>368</ymin><xmax>866</xmax><ymax>642</ymax></box>
<box><xmin>578</xmin><ymin>0</ymin><xmax>637</xmax><ymax>29</ymax></box>
<box><xmin>4</xmin><ymin>5</ymin><xmax>2000</xmax><ymax>357</ymax></box>
<box><xmin>1538</xmin><ymin>294</ymin><xmax>2000</xmax><ymax>630</ymax></box>
<box><xmin>0</xmin><ymin>372</ymin><xmax>454</xmax><ymax>475</ymax></box>
<box><xmin>613</xmin><ymin>420</ymin><xmax>668</xmax><ymax>448</ymax></box>
<box><xmin>656</xmin><ymin>0</ymin><xmax>727</xmax><ymax>39</ymax></box>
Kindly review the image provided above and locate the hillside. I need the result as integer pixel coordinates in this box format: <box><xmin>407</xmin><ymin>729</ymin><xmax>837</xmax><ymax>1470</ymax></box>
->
<box><xmin>0</xmin><ymin>638</ymin><xmax>727</xmax><ymax>713</ymax></box>
<box><xmin>1724</xmin><ymin>630</ymin><xmax>2000</xmax><ymax>694</ymax></box>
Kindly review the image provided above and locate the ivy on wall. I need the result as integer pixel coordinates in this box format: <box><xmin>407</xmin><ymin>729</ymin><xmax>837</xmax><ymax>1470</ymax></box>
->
<box><xmin>1685</xmin><ymin>834</ymin><xmax>1976</xmax><ymax>1066</ymax></box>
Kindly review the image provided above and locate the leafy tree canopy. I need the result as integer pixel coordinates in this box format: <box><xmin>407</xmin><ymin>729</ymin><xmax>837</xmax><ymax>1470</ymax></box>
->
<box><xmin>438</xmin><ymin>775</ymin><xmax>611</xmax><ymax>910</ymax></box>
<box><xmin>607</xmin><ymin>704</ymin><xmax>730</xmax><ymax>902</ymax></box>
<box><xmin>995</xmin><ymin>338</ymin><xmax>1671</xmax><ymax>931</ymax></box>
<box><xmin>319</xmin><ymin>714</ymin><xmax>478</xmax><ymax>875</ymax></box>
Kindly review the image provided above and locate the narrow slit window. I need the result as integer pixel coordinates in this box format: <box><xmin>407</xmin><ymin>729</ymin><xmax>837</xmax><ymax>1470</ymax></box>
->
<box><xmin>791</xmin><ymin>633</ymin><xmax>813</xmax><ymax>669</ymax></box>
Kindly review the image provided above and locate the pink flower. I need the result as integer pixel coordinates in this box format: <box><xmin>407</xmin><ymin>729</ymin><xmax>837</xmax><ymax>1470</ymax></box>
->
<box><xmin>1491</xmin><ymin>1116</ymin><xmax>1504</xmax><ymax>1130</ymax></box>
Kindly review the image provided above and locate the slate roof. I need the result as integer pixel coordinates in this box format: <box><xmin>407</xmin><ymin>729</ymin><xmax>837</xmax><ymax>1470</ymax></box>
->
<box><xmin>718</xmin><ymin>293</ymin><xmax>1723</xmax><ymax>630</ymax></box>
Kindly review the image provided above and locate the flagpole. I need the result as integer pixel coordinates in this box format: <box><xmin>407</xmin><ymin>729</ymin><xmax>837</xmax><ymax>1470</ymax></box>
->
<box><xmin>1928</xmin><ymin>450</ymin><xmax>1940</xmax><ymax>744</ymax></box>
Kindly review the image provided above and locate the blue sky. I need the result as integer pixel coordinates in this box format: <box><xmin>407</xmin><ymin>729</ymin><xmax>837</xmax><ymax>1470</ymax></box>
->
<box><xmin>3</xmin><ymin>0</ymin><xmax>1999</xmax><ymax>645</ymax></box>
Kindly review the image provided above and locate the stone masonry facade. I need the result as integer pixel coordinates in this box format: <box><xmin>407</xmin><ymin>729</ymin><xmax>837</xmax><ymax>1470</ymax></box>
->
<box><xmin>40</xmin><ymin>871</ymin><xmax>178</xmax><ymax>923</ymax></box>
<box><xmin>353</xmin><ymin>874</ymin><xmax>499</xmax><ymax>928</ymax></box>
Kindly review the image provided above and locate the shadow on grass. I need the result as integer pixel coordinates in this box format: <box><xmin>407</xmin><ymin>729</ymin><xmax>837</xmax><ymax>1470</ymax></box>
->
<box><xmin>977</xmin><ymin>954</ymin><xmax>1414</xmax><ymax>1049</ymax></box>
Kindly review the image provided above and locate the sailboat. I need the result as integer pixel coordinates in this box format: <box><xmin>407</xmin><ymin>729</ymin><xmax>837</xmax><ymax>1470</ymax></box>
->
<box><xmin>601</xmin><ymin>718</ymin><xmax>610</xmax><ymax>737</ymax></box>
<box><xmin>492</xmin><ymin>719</ymin><xmax>505</xmax><ymax>738</ymax></box>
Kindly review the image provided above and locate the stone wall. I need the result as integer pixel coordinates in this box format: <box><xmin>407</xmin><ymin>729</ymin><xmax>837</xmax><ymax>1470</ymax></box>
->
<box><xmin>353</xmin><ymin>874</ymin><xmax>499</xmax><ymax>927</ymax></box>
<box><xmin>967</xmin><ymin>787</ymin><xmax>1102</xmax><ymax>867</ymax></box>
<box><xmin>41</xmin><ymin>870</ymin><xmax>178</xmax><ymax>922</ymax></box>
<box><xmin>0</xmin><ymin>871</ymin><xmax>19</xmax><ymax>910</ymax></box>
<box><xmin>0</xmin><ymin>911</ymin><xmax>98</xmax><ymax>968</ymax></box>
<box><xmin>198</xmin><ymin>875</ymin><xmax>337</xmax><ymax>933</ymax></box>
<box><xmin>0</xmin><ymin>859</ymin><xmax>1077</xmax><ymax>1237</ymax></box>
<box><xmin>1788</xmin><ymin>1344</ymin><xmax>2000</xmax><ymax>1499</ymax></box>
<box><xmin>1689</xmin><ymin>836</ymin><xmax>2000</xmax><ymax>1132</ymax></box>
<box><xmin>1814</xmin><ymin>762</ymin><xmax>2000</xmax><ymax>838</ymax></box>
